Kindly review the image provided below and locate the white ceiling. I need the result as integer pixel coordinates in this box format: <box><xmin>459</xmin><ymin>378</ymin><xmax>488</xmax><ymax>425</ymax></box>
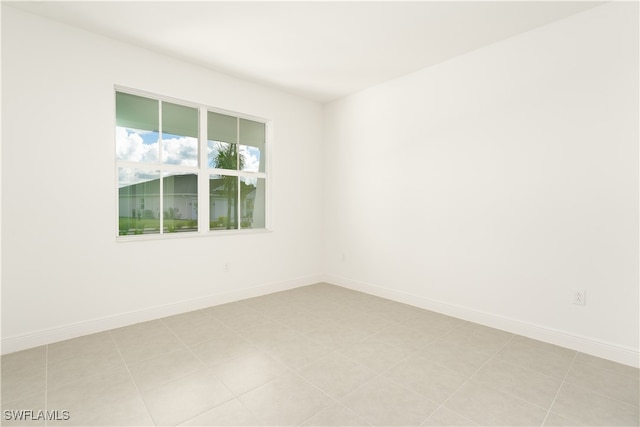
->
<box><xmin>8</xmin><ymin>1</ymin><xmax>602</xmax><ymax>103</ymax></box>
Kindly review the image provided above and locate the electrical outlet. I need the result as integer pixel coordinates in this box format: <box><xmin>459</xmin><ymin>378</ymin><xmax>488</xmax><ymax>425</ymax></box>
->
<box><xmin>341</xmin><ymin>253</ymin><xmax>346</xmax><ymax>262</ymax></box>
<box><xmin>573</xmin><ymin>290</ymin><xmax>586</xmax><ymax>306</ymax></box>
<box><xmin>224</xmin><ymin>263</ymin><xmax>231</xmax><ymax>273</ymax></box>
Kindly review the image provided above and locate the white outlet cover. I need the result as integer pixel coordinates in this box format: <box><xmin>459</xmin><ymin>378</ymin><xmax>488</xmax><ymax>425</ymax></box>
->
<box><xmin>573</xmin><ymin>290</ymin><xmax>586</xmax><ymax>306</ymax></box>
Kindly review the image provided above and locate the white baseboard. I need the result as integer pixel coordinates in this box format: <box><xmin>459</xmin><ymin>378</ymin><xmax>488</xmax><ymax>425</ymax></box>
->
<box><xmin>5</xmin><ymin>273</ymin><xmax>638</xmax><ymax>368</ymax></box>
<box><xmin>1</xmin><ymin>274</ymin><xmax>323</xmax><ymax>355</ymax></box>
<box><xmin>324</xmin><ymin>274</ymin><xmax>640</xmax><ymax>368</ymax></box>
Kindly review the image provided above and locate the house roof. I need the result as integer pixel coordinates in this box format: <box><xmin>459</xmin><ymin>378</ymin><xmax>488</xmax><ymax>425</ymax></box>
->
<box><xmin>118</xmin><ymin>175</ymin><xmax>254</xmax><ymax>196</ymax></box>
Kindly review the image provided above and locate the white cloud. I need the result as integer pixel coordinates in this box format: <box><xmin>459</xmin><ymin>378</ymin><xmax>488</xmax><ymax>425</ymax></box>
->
<box><xmin>116</xmin><ymin>127</ymin><xmax>158</xmax><ymax>163</ymax></box>
<box><xmin>240</xmin><ymin>146</ymin><xmax>261</xmax><ymax>172</ymax></box>
<box><xmin>117</xmin><ymin>127</ymin><xmax>198</xmax><ymax>167</ymax></box>
<box><xmin>162</xmin><ymin>136</ymin><xmax>198</xmax><ymax>166</ymax></box>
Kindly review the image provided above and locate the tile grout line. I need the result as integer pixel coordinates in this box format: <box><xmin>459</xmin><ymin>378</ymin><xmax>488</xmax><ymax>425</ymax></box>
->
<box><xmin>472</xmin><ymin>372</ymin><xmax>560</xmax><ymax>414</ymax></box>
<box><xmin>291</xmin><ymin>366</ymin><xmax>374</xmax><ymax>427</ymax></box>
<box><xmin>156</xmin><ymin>296</ymin><xmax>640</xmax><ymax>424</ymax></box>
<box><xmin>475</xmin><ymin>354</ymin><xmax>578</xmax><ymax>413</ymax></box>
<box><xmin>294</xmin><ymin>317</ymin><xmax>477</xmax><ymax>426</ymax></box>
<box><xmin>454</xmin><ymin>346</ymin><xmax>638</xmax><ymax>418</ymax></box>
<box><xmin>234</xmin><ymin>394</ymin><xmax>269</xmax><ymax>427</ymax></box>
<box><xmin>419</xmin><ymin>333</ymin><xmax>517</xmax><ymax>426</ymax></box>
<box><xmin>378</xmin><ymin>320</ymin><xmax>468</xmax><ymax>372</ymax></box>
<box><xmin>129</xmin><ymin>305</ymin><xmax>364</xmax><ymax>425</ymax></box>
<box><xmin>179</xmin><ymin>307</ymin><xmax>363</xmax><ymax>424</ymax></box>
<box><xmin>557</xmin><ymin>365</ymin><xmax>640</xmax><ymax>410</ymax></box>
<box><xmin>19</xmin><ymin>286</ymin><xmax>639</xmax><ymax>426</ymax></box>
<box><xmin>371</xmin><ymin>371</ymin><xmax>442</xmax><ymax>425</ymax></box>
<box><xmin>299</xmin><ymin>349</ymin><xmax>431</xmax><ymax>425</ymax></box>
<box><xmin>250</xmin><ymin>299</ymin><xmax>634</xmax><ymax>427</ymax></box>
<box><xmin>156</xmin><ymin>316</ymin><xmax>240</xmax><ymax>425</ymax></box>
<box><xmin>456</xmin><ymin>347</ymin><xmax>599</xmax><ymax>426</ymax></box>
<box><xmin>336</xmin><ymin>320</ymin><xmax>474</xmax><ymax>424</ymax></box>
<box><xmin>540</xmin><ymin>351</ymin><xmax>579</xmax><ymax>427</ymax></box>
<box><xmin>107</xmin><ymin>330</ymin><xmax>156</xmax><ymax>427</ymax></box>
<box><xmin>331</xmin><ymin>310</ymin><xmax>462</xmax><ymax>369</ymax></box>
<box><xmin>292</xmin><ymin>310</ymin><xmax>472</xmax><ymax>425</ymax></box>
<box><xmin>226</xmin><ymin>302</ymin><xmax>380</xmax><ymax>426</ymax></box>
<box><xmin>179</xmin><ymin>321</ymin><xmax>320</xmax><ymax>427</ymax></box>
<box><xmin>448</xmin><ymin>348</ymin><xmax>581</xmax><ymax>425</ymax></box>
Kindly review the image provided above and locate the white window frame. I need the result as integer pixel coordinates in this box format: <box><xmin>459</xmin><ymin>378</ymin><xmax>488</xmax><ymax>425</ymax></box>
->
<box><xmin>115</xmin><ymin>86</ymin><xmax>271</xmax><ymax>241</ymax></box>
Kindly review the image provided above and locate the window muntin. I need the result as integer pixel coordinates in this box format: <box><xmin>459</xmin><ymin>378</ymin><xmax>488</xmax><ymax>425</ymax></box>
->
<box><xmin>115</xmin><ymin>89</ymin><xmax>268</xmax><ymax>238</ymax></box>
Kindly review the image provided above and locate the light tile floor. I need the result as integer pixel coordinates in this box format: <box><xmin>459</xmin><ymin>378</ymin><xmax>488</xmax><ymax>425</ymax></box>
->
<box><xmin>1</xmin><ymin>283</ymin><xmax>638</xmax><ymax>426</ymax></box>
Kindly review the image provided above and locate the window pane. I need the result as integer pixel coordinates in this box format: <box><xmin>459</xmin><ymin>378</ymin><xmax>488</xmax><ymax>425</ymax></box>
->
<box><xmin>163</xmin><ymin>173</ymin><xmax>198</xmax><ymax>233</ymax></box>
<box><xmin>118</xmin><ymin>168</ymin><xmax>160</xmax><ymax>235</ymax></box>
<box><xmin>208</xmin><ymin>112</ymin><xmax>238</xmax><ymax>170</ymax></box>
<box><xmin>116</xmin><ymin>93</ymin><xmax>161</xmax><ymax>163</ymax></box>
<box><xmin>116</xmin><ymin>92</ymin><xmax>158</xmax><ymax>131</ymax></box>
<box><xmin>208</xmin><ymin>141</ymin><xmax>239</xmax><ymax>170</ymax></box>
<box><xmin>239</xmin><ymin>119</ymin><xmax>265</xmax><ymax>173</ymax></box>
<box><xmin>210</xmin><ymin>174</ymin><xmax>238</xmax><ymax>230</ymax></box>
<box><xmin>162</xmin><ymin>102</ymin><xmax>199</xmax><ymax>167</ymax></box>
<box><xmin>240</xmin><ymin>177</ymin><xmax>265</xmax><ymax>229</ymax></box>
<box><xmin>162</xmin><ymin>132</ymin><xmax>198</xmax><ymax>167</ymax></box>
<box><xmin>239</xmin><ymin>144</ymin><xmax>262</xmax><ymax>173</ymax></box>
<box><xmin>116</xmin><ymin>126</ymin><xmax>160</xmax><ymax>163</ymax></box>
<box><xmin>208</xmin><ymin>112</ymin><xmax>237</xmax><ymax>144</ymax></box>
<box><xmin>163</xmin><ymin>102</ymin><xmax>198</xmax><ymax>138</ymax></box>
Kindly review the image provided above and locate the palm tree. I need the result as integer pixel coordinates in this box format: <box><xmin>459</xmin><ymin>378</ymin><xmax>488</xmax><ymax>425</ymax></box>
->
<box><xmin>212</xmin><ymin>143</ymin><xmax>244</xmax><ymax>229</ymax></box>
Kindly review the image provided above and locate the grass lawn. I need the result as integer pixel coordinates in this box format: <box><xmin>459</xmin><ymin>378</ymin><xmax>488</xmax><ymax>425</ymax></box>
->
<box><xmin>118</xmin><ymin>217</ymin><xmax>197</xmax><ymax>235</ymax></box>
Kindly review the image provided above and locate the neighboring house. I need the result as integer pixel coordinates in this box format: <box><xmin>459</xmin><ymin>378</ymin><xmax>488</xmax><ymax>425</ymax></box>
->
<box><xmin>119</xmin><ymin>175</ymin><xmax>258</xmax><ymax>227</ymax></box>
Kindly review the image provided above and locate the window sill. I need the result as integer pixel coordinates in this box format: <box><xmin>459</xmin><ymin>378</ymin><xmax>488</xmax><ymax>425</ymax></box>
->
<box><xmin>116</xmin><ymin>228</ymin><xmax>272</xmax><ymax>243</ymax></box>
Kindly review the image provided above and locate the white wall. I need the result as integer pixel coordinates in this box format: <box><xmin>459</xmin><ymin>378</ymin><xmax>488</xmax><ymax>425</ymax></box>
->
<box><xmin>2</xmin><ymin>3</ymin><xmax>638</xmax><ymax>367</ymax></box>
<box><xmin>1</xmin><ymin>6</ymin><xmax>324</xmax><ymax>352</ymax></box>
<box><xmin>324</xmin><ymin>3</ymin><xmax>639</xmax><ymax>366</ymax></box>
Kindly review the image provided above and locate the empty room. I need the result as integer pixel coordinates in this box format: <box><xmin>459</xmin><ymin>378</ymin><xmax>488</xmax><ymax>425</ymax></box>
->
<box><xmin>1</xmin><ymin>1</ymin><xmax>638</xmax><ymax>426</ymax></box>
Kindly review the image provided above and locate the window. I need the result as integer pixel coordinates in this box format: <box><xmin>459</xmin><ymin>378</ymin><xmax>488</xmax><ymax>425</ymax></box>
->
<box><xmin>208</xmin><ymin>112</ymin><xmax>266</xmax><ymax>230</ymax></box>
<box><xmin>115</xmin><ymin>89</ymin><xmax>268</xmax><ymax>237</ymax></box>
